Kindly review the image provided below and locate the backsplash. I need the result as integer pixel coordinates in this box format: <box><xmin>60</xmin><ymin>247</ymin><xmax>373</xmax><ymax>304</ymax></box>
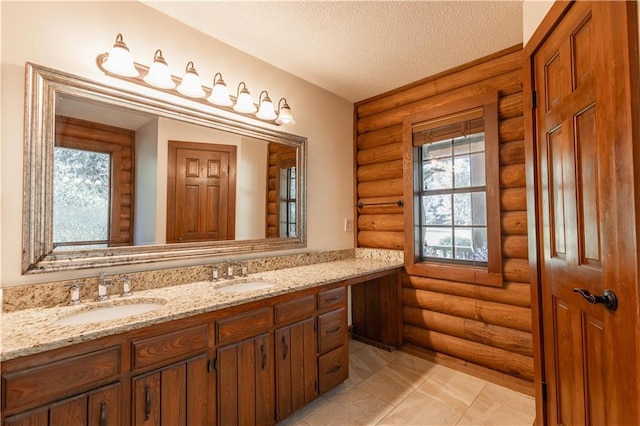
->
<box><xmin>2</xmin><ymin>248</ymin><xmax>401</xmax><ymax>312</ymax></box>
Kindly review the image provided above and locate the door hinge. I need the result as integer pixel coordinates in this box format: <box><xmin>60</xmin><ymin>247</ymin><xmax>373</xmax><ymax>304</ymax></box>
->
<box><xmin>531</xmin><ymin>91</ymin><xmax>537</xmax><ymax>109</ymax></box>
<box><xmin>541</xmin><ymin>382</ymin><xmax>547</xmax><ymax>403</ymax></box>
<box><xmin>208</xmin><ymin>357</ymin><xmax>217</xmax><ymax>373</ymax></box>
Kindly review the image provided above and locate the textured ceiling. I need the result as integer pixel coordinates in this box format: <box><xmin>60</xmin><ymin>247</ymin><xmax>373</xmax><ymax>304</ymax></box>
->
<box><xmin>143</xmin><ymin>1</ymin><xmax>523</xmax><ymax>103</ymax></box>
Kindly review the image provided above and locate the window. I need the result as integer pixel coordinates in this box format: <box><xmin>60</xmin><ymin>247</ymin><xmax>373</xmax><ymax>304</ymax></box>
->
<box><xmin>279</xmin><ymin>166</ymin><xmax>297</xmax><ymax>238</ymax></box>
<box><xmin>403</xmin><ymin>92</ymin><xmax>502</xmax><ymax>286</ymax></box>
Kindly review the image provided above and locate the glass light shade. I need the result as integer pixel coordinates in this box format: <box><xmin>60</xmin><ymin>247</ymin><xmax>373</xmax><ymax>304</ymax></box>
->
<box><xmin>177</xmin><ymin>62</ymin><xmax>205</xmax><ymax>98</ymax></box>
<box><xmin>143</xmin><ymin>50</ymin><xmax>175</xmax><ymax>89</ymax></box>
<box><xmin>234</xmin><ymin>85</ymin><xmax>257</xmax><ymax>113</ymax></box>
<box><xmin>207</xmin><ymin>74</ymin><xmax>233</xmax><ymax>106</ymax></box>
<box><xmin>256</xmin><ymin>96</ymin><xmax>277</xmax><ymax>120</ymax></box>
<box><xmin>276</xmin><ymin>102</ymin><xmax>296</xmax><ymax>125</ymax></box>
<box><xmin>102</xmin><ymin>34</ymin><xmax>138</xmax><ymax>77</ymax></box>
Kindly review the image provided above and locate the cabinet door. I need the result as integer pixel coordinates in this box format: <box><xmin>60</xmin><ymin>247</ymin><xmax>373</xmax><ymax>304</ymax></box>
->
<box><xmin>275</xmin><ymin>318</ymin><xmax>318</xmax><ymax>421</ymax></box>
<box><xmin>217</xmin><ymin>333</ymin><xmax>273</xmax><ymax>426</ymax></box>
<box><xmin>4</xmin><ymin>383</ymin><xmax>120</xmax><ymax>426</ymax></box>
<box><xmin>132</xmin><ymin>354</ymin><xmax>209</xmax><ymax>426</ymax></box>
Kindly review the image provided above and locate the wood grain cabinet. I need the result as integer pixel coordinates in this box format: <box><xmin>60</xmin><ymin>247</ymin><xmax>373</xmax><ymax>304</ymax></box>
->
<box><xmin>316</xmin><ymin>288</ymin><xmax>349</xmax><ymax>395</ymax></box>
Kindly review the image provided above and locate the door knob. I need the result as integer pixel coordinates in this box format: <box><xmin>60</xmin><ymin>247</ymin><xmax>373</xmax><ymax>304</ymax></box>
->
<box><xmin>573</xmin><ymin>288</ymin><xmax>618</xmax><ymax>312</ymax></box>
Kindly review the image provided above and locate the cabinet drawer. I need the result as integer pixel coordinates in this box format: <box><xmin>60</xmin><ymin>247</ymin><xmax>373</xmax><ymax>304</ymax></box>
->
<box><xmin>216</xmin><ymin>307</ymin><xmax>272</xmax><ymax>345</ymax></box>
<box><xmin>318</xmin><ymin>345</ymin><xmax>348</xmax><ymax>394</ymax></box>
<box><xmin>275</xmin><ymin>294</ymin><xmax>315</xmax><ymax>325</ymax></box>
<box><xmin>317</xmin><ymin>308</ymin><xmax>346</xmax><ymax>354</ymax></box>
<box><xmin>4</xmin><ymin>346</ymin><xmax>120</xmax><ymax>411</ymax></box>
<box><xmin>317</xmin><ymin>287</ymin><xmax>346</xmax><ymax>311</ymax></box>
<box><xmin>132</xmin><ymin>324</ymin><xmax>208</xmax><ymax>370</ymax></box>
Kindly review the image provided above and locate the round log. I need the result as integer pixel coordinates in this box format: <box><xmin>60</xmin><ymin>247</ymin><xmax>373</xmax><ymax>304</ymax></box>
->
<box><xmin>502</xmin><ymin>235</ymin><xmax>529</xmax><ymax>259</ymax></box>
<box><xmin>500</xmin><ymin>188</ymin><xmax>527</xmax><ymax>211</ymax></box>
<box><xmin>500</xmin><ymin>164</ymin><xmax>526</xmax><ymax>189</ymax></box>
<box><xmin>403</xmin><ymin>288</ymin><xmax>532</xmax><ymax>332</ymax></box>
<box><xmin>403</xmin><ymin>326</ymin><xmax>534</xmax><ymax>381</ymax></box>
<box><xmin>357</xmin><ymin>214</ymin><xmax>404</xmax><ymax>232</ymax></box>
<box><xmin>403</xmin><ymin>274</ymin><xmax>531</xmax><ymax>308</ymax></box>
<box><xmin>357</xmin><ymin>125</ymin><xmax>403</xmax><ymax>150</ymax></box>
<box><xmin>357</xmin><ymin>178</ymin><xmax>403</xmax><ymax>198</ymax></box>
<box><xmin>357</xmin><ymin>160</ymin><xmax>403</xmax><ymax>182</ymax></box>
<box><xmin>498</xmin><ymin>116</ymin><xmax>524</xmax><ymax>143</ymax></box>
<box><xmin>499</xmin><ymin>140</ymin><xmax>525</xmax><ymax>166</ymax></box>
<box><xmin>403</xmin><ymin>307</ymin><xmax>533</xmax><ymax>356</ymax></box>
<box><xmin>501</xmin><ymin>211</ymin><xmax>528</xmax><ymax>235</ymax></box>
<box><xmin>357</xmin><ymin>71</ymin><xmax>523</xmax><ymax>134</ymax></box>
<box><xmin>503</xmin><ymin>258</ymin><xmax>530</xmax><ymax>283</ymax></box>
<box><xmin>498</xmin><ymin>92</ymin><xmax>524</xmax><ymax>119</ymax></box>
<box><xmin>357</xmin><ymin>231</ymin><xmax>404</xmax><ymax>249</ymax></box>
<box><xmin>356</xmin><ymin>49</ymin><xmax>522</xmax><ymax>118</ymax></box>
<box><xmin>357</xmin><ymin>142</ymin><xmax>402</xmax><ymax>166</ymax></box>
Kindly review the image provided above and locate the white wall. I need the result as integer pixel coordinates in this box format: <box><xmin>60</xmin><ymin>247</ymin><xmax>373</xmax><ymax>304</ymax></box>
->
<box><xmin>135</xmin><ymin>119</ymin><xmax>160</xmax><ymax>245</ymax></box>
<box><xmin>1</xmin><ymin>1</ymin><xmax>354</xmax><ymax>286</ymax></box>
<box><xmin>523</xmin><ymin>0</ymin><xmax>554</xmax><ymax>45</ymax></box>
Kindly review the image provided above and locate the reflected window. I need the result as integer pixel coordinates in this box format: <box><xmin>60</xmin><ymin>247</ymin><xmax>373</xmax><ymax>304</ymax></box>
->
<box><xmin>279</xmin><ymin>166</ymin><xmax>297</xmax><ymax>237</ymax></box>
<box><xmin>53</xmin><ymin>147</ymin><xmax>111</xmax><ymax>249</ymax></box>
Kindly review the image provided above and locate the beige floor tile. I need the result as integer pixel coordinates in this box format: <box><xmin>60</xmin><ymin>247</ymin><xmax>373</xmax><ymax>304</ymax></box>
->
<box><xmin>276</xmin><ymin>396</ymin><xmax>332</xmax><ymax>426</ymax></box>
<box><xmin>349</xmin><ymin>338</ymin><xmax>370</xmax><ymax>354</ymax></box>
<box><xmin>416</xmin><ymin>365</ymin><xmax>487</xmax><ymax>412</ymax></box>
<box><xmin>378</xmin><ymin>392</ymin><xmax>465</xmax><ymax>425</ymax></box>
<box><xmin>304</xmin><ymin>387</ymin><xmax>394</xmax><ymax>426</ymax></box>
<box><xmin>356</xmin><ymin>367</ymin><xmax>417</xmax><ymax>405</ymax></box>
<box><xmin>457</xmin><ymin>382</ymin><xmax>535</xmax><ymax>426</ymax></box>
<box><xmin>388</xmin><ymin>352</ymin><xmax>439</xmax><ymax>382</ymax></box>
<box><xmin>349</xmin><ymin>345</ymin><xmax>399</xmax><ymax>383</ymax></box>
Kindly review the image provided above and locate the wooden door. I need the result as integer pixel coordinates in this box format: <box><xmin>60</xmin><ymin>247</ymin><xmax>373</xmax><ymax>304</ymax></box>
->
<box><xmin>167</xmin><ymin>141</ymin><xmax>237</xmax><ymax>243</ymax></box>
<box><xmin>529</xmin><ymin>1</ymin><xmax>640</xmax><ymax>424</ymax></box>
<box><xmin>275</xmin><ymin>318</ymin><xmax>318</xmax><ymax>421</ymax></box>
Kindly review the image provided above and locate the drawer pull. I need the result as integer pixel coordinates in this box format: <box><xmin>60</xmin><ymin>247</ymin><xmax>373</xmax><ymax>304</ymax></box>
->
<box><xmin>326</xmin><ymin>325</ymin><xmax>341</xmax><ymax>334</ymax></box>
<box><xmin>100</xmin><ymin>401</ymin><xmax>107</xmax><ymax>426</ymax></box>
<box><xmin>326</xmin><ymin>295</ymin><xmax>341</xmax><ymax>302</ymax></box>
<box><xmin>261</xmin><ymin>344</ymin><xmax>267</xmax><ymax>370</ymax></box>
<box><xmin>144</xmin><ymin>384</ymin><xmax>152</xmax><ymax>420</ymax></box>
<box><xmin>327</xmin><ymin>365</ymin><xmax>342</xmax><ymax>374</ymax></box>
<box><xmin>282</xmin><ymin>335</ymin><xmax>289</xmax><ymax>360</ymax></box>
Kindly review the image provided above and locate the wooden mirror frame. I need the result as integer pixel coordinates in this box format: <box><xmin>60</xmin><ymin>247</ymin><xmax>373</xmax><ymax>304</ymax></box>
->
<box><xmin>22</xmin><ymin>63</ymin><xmax>307</xmax><ymax>274</ymax></box>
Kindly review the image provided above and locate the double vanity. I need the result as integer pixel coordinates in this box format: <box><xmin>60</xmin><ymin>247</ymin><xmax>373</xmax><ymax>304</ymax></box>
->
<box><xmin>1</xmin><ymin>251</ymin><xmax>403</xmax><ymax>425</ymax></box>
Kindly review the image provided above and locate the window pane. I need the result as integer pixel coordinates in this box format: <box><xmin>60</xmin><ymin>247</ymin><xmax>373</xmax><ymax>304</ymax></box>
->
<box><xmin>423</xmin><ymin>140</ymin><xmax>451</xmax><ymax>159</ymax></box>
<box><xmin>289</xmin><ymin>167</ymin><xmax>296</xmax><ymax>199</ymax></box>
<box><xmin>289</xmin><ymin>202</ymin><xmax>296</xmax><ymax>220</ymax></box>
<box><xmin>422</xmin><ymin>227</ymin><xmax>453</xmax><ymax>259</ymax></box>
<box><xmin>53</xmin><ymin>147</ymin><xmax>110</xmax><ymax>244</ymax></box>
<box><xmin>468</xmin><ymin>133</ymin><xmax>485</xmax><ymax>153</ymax></box>
<box><xmin>470</xmin><ymin>152</ymin><xmax>486</xmax><ymax>186</ymax></box>
<box><xmin>453</xmin><ymin>193</ymin><xmax>471</xmax><ymax>225</ymax></box>
<box><xmin>453</xmin><ymin>156</ymin><xmax>470</xmax><ymax>188</ymax></box>
<box><xmin>454</xmin><ymin>228</ymin><xmax>474</xmax><ymax>261</ymax></box>
<box><xmin>472</xmin><ymin>192</ymin><xmax>487</xmax><ymax>226</ymax></box>
<box><xmin>423</xmin><ymin>158</ymin><xmax>452</xmax><ymax>190</ymax></box>
<box><xmin>472</xmin><ymin>228</ymin><xmax>488</xmax><ymax>262</ymax></box>
<box><xmin>422</xmin><ymin>195</ymin><xmax>451</xmax><ymax>225</ymax></box>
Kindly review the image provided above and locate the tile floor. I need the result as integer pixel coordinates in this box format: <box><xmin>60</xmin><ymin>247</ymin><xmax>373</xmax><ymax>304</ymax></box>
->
<box><xmin>277</xmin><ymin>339</ymin><xmax>535</xmax><ymax>426</ymax></box>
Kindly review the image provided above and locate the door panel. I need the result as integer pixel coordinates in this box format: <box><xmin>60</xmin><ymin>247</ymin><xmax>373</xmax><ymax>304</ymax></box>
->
<box><xmin>531</xmin><ymin>1</ymin><xmax>640</xmax><ymax>424</ymax></box>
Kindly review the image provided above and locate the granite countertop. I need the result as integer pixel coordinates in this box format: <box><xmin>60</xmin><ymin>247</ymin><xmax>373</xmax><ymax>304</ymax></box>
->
<box><xmin>1</xmin><ymin>257</ymin><xmax>402</xmax><ymax>362</ymax></box>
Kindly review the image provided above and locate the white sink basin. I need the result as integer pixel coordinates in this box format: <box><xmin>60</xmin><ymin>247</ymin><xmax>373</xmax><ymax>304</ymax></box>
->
<box><xmin>55</xmin><ymin>300</ymin><xmax>165</xmax><ymax>325</ymax></box>
<box><xmin>218</xmin><ymin>281</ymin><xmax>275</xmax><ymax>293</ymax></box>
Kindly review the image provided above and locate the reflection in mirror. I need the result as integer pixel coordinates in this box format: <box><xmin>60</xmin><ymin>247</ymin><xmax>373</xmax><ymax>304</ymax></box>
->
<box><xmin>24</xmin><ymin>63</ymin><xmax>306</xmax><ymax>273</ymax></box>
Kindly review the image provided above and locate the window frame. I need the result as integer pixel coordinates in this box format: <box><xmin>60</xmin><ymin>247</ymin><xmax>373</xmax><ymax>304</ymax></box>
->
<box><xmin>403</xmin><ymin>92</ymin><xmax>503</xmax><ymax>287</ymax></box>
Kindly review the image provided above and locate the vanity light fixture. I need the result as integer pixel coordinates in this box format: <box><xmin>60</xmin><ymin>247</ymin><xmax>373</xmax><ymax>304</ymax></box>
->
<box><xmin>143</xmin><ymin>49</ymin><xmax>175</xmax><ymax>89</ymax></box>
<box><xmin>177</xmin><ymin>61</ymin><xmax>206</xmax><ymax>98</ymax></box>
<box><xmin>101</xmin><ymin>33</ymin><xmax>138</xmax><ymax>77</ymax></box>
<box><xmin>276</xmin><ymin>98</ymin><xmax>296</xmax><ymax>125</ymax></box>
<box><xmin>256</xmin><ymin>91</ymin><xmax>277</xmax><ymax>120</ymax></box>
<box><xmin>208</xmin><ymin>72</ymin><xmax>233</xmax><ymax>106</ymax></box>
<box><xmin>233</xmin><ymin>82</ymin><xmax>257</xmax><ymax>114</ymax></box>
<box><xmin>97</xmin><ymin>33</ymin><xmax>295</xmax><ymax>125</ymax></box>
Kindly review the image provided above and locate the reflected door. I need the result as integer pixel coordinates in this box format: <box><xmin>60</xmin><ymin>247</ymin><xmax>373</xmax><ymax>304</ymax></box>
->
<box><xmin>533</xmin><ymin>1</ymin><xmax>640</xmax><ymax>424</ymax></box>
<box><xmin>167</xmin><ymin>141</ymin><xmax>236</xmax><ymax>243</ymax></box>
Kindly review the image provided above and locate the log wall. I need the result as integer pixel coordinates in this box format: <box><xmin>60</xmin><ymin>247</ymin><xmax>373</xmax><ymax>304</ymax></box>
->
<box><xmin>353</xmin><ymin>46</ymin><xmax>532</xmax><ymax>386</ymax></box>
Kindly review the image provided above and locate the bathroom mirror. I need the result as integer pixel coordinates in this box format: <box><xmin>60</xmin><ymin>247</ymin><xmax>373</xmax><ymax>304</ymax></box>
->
<box><xmin>23</xmin><ymin>63</ymin><xmax>307</xmax><ymax>273</ymax></box>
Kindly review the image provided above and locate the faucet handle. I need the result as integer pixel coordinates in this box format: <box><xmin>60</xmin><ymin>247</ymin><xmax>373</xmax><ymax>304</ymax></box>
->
<box><xmin>121</xmin><ymin>275</ymin><xmax>133</xmax><ymax>297</ymax></box>
<box><xmin>239</xmin><ymin>261</ymin><xmax>248</xmax><ymax>277</ymax></box>
<box><xmin>212</xmin><ymin>265</ymin><xmax>220</xmax><ymax>282</ymax></box>
<box><xmin>64</xmin><ymin>281</ymin><xmax>85</xmax><ymax>305</ymax></box>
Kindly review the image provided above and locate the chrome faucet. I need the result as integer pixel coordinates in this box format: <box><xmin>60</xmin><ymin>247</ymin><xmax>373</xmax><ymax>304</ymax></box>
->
<box><xmin>239</xmin><ymin>261</ymin><xmax>248</xmax><ymax>277</ymax></box>
<box><xmin>121</xmin><ymin>275</ymin><xmax>133</xmax><ymax>297</ymax></box>
<box><xmin>98</xmin><ymin>272</ymin><xmax>113</xmax><ymax>301</ymax></box>
<box><xmin>227</xmin><ymin>260</ymin><xmax>235</xmax><ymax>280</ymax></box>
<box><xmin>212</xmin><ymin>264</ymin><xmax>220</xmax><ymax>282</ymax></box>
<box><xmin>64</xmin><ymin>281</ymin><xmax>85</xmax><ymax>305</ymax></box>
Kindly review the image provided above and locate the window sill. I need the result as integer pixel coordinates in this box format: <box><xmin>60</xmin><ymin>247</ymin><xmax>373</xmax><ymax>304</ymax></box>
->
<box><xmin>405</xmin><ymin>261</ymin><xmax>503</xmax><ymax>287</ymax></box>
